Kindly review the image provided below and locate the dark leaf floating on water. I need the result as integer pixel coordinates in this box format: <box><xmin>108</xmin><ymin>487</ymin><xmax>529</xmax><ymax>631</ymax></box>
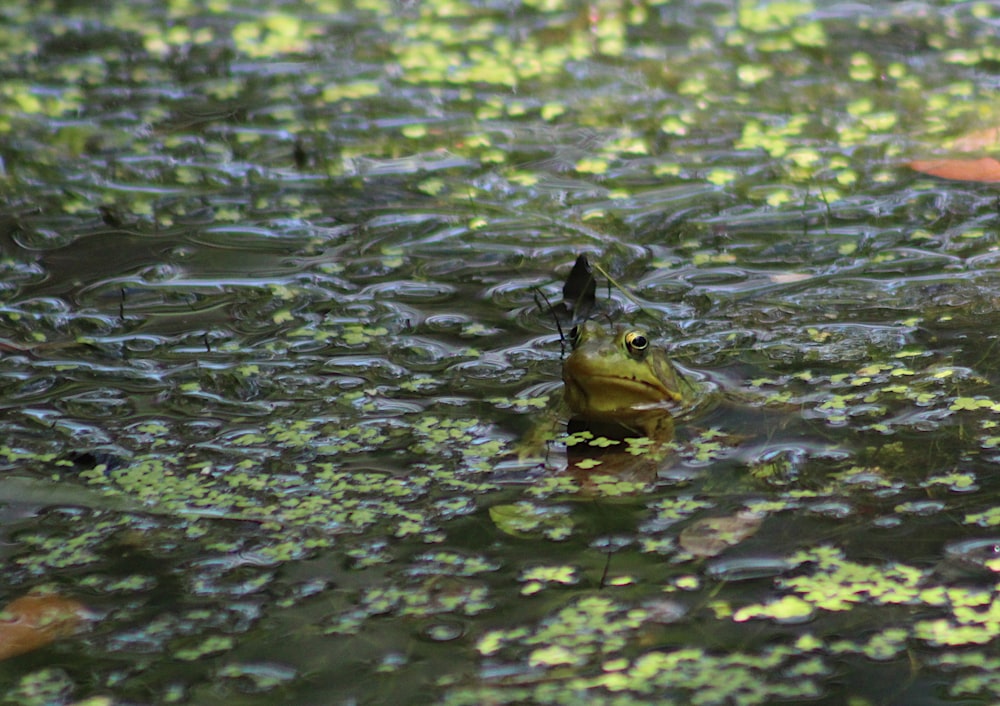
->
<box><xmin>562</xmin><ymin>254</ymin><xmax>597</xmax><ymax>325</ymax></box>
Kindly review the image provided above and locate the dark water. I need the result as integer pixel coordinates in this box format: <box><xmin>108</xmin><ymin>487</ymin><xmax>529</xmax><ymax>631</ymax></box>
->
<box><xmin>2</xmin><ymin>1</ymin><xmax>1000</xmax><ymax>704</ymax></box>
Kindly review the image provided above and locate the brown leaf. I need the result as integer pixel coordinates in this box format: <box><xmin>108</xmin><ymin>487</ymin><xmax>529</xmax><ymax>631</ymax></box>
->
<box><xmin>909</xmin><ymin>157</ymin><xmax>1000</xmax><ymax>183</ymax></box>
<box><xmin>0</xmin><ymin>593</ymin><xmax>87</xmax><ymax>661</ymax></box>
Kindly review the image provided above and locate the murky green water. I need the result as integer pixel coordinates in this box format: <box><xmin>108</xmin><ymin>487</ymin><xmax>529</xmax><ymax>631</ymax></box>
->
<box><xmin>3</xmin><ymin>0</ymin><xmax>1000</xmax><ymax>703</ymax></box>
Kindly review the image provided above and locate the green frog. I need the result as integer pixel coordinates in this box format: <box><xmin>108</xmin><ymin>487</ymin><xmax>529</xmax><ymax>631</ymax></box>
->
<box><xmin>514</xmin><ymin>320</ymin><xmax>705</xmax><ymax>467</ymax></box>
<box><xmin>562</xmin><ymin>320</ymin><xmax>702</xmax><ymax>444</ymax></box>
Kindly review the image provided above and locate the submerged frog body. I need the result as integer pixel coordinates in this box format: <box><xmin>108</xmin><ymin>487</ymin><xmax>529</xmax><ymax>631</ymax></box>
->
<box><xmin>562</xmin><ymin>321</ymin><xmax>700</xmax><ymax>442</ymax></box>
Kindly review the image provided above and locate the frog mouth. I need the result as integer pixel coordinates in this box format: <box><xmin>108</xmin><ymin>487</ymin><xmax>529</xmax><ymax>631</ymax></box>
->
<box><xmin>565</xmin><ymin>374</ymin><xmax>675</xmax><ymax>408</ymax></box>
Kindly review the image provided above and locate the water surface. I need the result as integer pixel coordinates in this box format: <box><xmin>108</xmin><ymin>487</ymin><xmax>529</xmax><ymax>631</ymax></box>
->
<box><xmin>2</xmin><ymin>1</ymin><xmax>1000</xmax><ymax>704</ymax></box>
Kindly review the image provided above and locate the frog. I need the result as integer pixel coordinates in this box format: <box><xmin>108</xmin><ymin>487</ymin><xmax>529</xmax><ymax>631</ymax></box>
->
<box><xmin>562</xmin><ymin>320</ymin><xmax>703</xmax><ymax>444</ymax></box>
<box><xmin>512</xmin><ymin>319</ymin><xmax>708</xmax><ymax>468</ymax></box>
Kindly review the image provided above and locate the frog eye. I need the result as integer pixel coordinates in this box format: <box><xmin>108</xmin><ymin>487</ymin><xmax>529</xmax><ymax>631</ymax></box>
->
<box><xmin>569</xmin><ymin>325</ymin><xmax>580</xmax><ymax>346</ymax></box>
<box><xmin>624</xmin><ymin>331</ymin><xmax>648</xmax><ymax>355</ymax></box>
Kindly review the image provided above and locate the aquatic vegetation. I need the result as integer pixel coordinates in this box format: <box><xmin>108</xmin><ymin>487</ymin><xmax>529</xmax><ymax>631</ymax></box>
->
<box><xmin>4</xmin><ymin>0</ymin><xmax>1000</xmax><ymax>704</ymax></box>
<box><xmin>460</xmin><ymin>594</ymin><xmax>827</xmax><ymax>704</ymax></box>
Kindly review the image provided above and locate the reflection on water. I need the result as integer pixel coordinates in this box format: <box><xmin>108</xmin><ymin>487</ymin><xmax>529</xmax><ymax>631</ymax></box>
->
<box><xmin>2</xmin><ymin>0</ymin><xmax>1000</xmax><ymax>704</ymax></box>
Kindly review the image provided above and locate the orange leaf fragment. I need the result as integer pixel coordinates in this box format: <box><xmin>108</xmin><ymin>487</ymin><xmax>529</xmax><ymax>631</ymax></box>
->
<box><xmin>909</xmin><ymin>158</ymin><xmax>1000</xmax><ymax>183</ymax></box>
<box><xmin>0</xmin><ymin>593</ymin><xmax>87</xmax><ymax>661</ymax></box>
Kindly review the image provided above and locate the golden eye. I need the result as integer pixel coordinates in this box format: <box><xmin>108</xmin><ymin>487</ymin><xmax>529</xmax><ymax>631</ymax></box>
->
<box><xmin>624</xmin><ymin>331</ymin><xmax>648</xmax><ymax>355</ymax></box>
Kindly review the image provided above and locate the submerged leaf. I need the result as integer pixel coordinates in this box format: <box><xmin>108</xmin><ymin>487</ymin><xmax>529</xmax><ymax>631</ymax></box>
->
<box><xmin>488</xmin><ymin>503</ymin><xmax>574</xmax><ymax>540</ymax></box>
<box><xmin>0</xmin><ymin>593</ymin><xmax>87</xmax><ymax>660</ymax></box>
<box><xmin>680</xmin><ymin>511</ymin><xmax>764</xmax><ymax>557</ymax></box>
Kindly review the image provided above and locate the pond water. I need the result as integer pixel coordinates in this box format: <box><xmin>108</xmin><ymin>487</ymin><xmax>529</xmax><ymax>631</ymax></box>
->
<box><xmin>3</xmin><ymin>0</ymin><xmax>1000</xmax><ymax>703</ymax></box>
